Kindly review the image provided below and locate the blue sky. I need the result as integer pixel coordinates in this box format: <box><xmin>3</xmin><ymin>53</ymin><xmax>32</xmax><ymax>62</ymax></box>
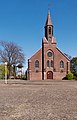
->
<box><xmin>0</xmin><ymin>0</ymin><xmax>77</xmax><ymax>70</ymax></box>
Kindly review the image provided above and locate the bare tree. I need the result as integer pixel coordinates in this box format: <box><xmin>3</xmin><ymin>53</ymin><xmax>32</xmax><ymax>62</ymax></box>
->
<box><xmin>0</xmin><ymin>41</ymin><xmax>25</xmax><ymax>78</ymax></box>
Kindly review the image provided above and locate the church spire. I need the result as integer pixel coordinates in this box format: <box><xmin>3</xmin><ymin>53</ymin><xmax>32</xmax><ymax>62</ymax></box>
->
<box><xmin>45</xmin><ymin>10</ymin><xmax>53</xmax><ymax>41</ymax></box>
<box><xmin>45</xmin><ymin>10</ymin><xmax>52</xmax><ymax>26</ymax></box>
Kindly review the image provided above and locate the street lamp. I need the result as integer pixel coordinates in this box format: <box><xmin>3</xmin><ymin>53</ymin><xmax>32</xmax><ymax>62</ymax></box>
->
<box><xmin>5</xmin><ymin>62</ymin><xmax>7</xmax><ymax>84</ymax></box>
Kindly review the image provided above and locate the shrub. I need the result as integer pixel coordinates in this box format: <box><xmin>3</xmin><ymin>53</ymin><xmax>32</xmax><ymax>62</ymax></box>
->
<box><xmin>21</xmin><ymin>76</ymin><xmax>26</xmax><ymax>80</ymax></box>
<box><xmin>66</xmin><ymin>72</ymin><xmax>73</xmax><ymax>80</ymax></box>
<box><xmin>73</xmin><ymin>76</ymin><xmax>77</xmax><ymax>80</ymax></box>
<box><xmin>73</xmin><ymin>72</ymin><xmax>77</xmax><ymax>77</ymax></box>
<box><xmin>72</xmin><ymin>72</ymin><xmax>77</xmax><ymax>80</ymax></box>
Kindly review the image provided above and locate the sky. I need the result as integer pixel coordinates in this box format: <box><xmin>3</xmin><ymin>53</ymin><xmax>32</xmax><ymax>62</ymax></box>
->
<box><xmin>0</xmin><ymin>0</ymin><xmax>77</xmax><ymax>71</ymax></box>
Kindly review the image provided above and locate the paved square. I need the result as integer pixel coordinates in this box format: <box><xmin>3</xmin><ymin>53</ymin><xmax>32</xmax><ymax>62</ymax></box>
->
<box><xmin>0</xmin><ymin>80</ymin><xmax>77</xmax><ymax>120</ymax></box>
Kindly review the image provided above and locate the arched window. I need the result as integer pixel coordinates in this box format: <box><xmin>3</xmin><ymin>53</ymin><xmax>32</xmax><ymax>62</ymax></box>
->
<box><xmin>47</xmin><ymin>60</ymin><xmax>50</xmax><ymax>67</ymax></box>
<box><xmin>47</xmin><ymin>60</ymin><xmax>53</xmax><ymax>67</ymax></box>
<box><xmin>35</xmin><ymin>60</ymin><xmax>39</xmax><ymax>68</ymax></box>
<box><xmin>49</xmin><ymin>27</ymin><xmax>51</xmax><ymax>34</ymax></box>
<box><xmin>60</xmin><ymin>61</ymin><xmax>64</xmax><ymax>68</ymax></box>
<box><xmin>51</xmin><ymin>60</ymin><xmax>53</xmax><ymax>67</ymax></box>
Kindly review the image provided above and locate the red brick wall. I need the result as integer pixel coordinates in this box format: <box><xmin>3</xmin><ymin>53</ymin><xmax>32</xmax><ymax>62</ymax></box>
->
<box><xmin>28</xmin><ymin>48</ymin><xmax>42</xmax><ymax>80</ymax></box>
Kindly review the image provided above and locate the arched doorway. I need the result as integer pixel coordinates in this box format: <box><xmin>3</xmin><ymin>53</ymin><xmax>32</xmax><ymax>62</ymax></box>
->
<box><xmin>47</xmin><ymin>71</ymin><xmax>53</xmax><ymax>79</ymax></box>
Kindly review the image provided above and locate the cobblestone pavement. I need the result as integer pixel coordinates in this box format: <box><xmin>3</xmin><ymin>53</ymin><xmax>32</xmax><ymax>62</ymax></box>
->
<box><xmin>0</xmin><ymin>80</ymin><xmax>77</xmax><ymax>120</ymax></box>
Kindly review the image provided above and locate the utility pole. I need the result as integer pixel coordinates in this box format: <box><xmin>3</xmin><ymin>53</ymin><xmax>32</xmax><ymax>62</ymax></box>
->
<box><xmin>5</xmin><ymin>62</ymin><xmax>7</xmax><ymax>84</ymax></box>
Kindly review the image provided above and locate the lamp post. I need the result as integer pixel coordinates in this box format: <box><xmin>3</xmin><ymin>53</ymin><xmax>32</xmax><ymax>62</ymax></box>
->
<box><xmin>5</xmin><ymin>62</ymin><xmax>7</xmax><ymax>84</ymax></box>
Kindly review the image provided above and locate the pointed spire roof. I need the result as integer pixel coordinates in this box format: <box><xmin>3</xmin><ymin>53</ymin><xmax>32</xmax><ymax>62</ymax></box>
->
<box><xmin>45</xmin><ymin>10</ymin><xmax>52</xmax><ymax>26</ymax></box>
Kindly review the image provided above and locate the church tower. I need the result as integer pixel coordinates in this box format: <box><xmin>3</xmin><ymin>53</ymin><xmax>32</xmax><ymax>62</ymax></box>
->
<box><xmin>45</xmin><ymin>10</ymin><xmax>53</xmax><ymax>41</ymax></box>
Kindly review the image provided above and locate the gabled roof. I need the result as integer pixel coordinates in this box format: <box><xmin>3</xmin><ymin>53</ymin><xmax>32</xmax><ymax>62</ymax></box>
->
<box><xmin>56</xmin><ymin>47</ymin><xmax>70</xmax><ymax>61</ymax></box>
<box><xmin>29</xmin><ymin>48</ymin><xmax>42</xmax><ymax>60</ymax></box>
<box><xmin>45</xmin><ymin>10</ymin><xmax>52</xmax><ymax>26</ymax></box>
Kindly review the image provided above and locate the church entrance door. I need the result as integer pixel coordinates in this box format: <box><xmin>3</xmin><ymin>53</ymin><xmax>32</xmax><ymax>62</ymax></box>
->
<box><xmin>47</xmin><ymin>71</ymin><xmax>53</xmax><ymax>79</ymax></box>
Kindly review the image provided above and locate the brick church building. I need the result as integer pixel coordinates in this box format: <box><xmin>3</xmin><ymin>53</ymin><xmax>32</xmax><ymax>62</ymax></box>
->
<box><xmin>27</xmin><ymin>11</ymin><xmax>70</xmax><ymax>80</ymax></box>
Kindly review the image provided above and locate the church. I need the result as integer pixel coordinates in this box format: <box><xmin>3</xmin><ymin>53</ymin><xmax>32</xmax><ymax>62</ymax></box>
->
<box><xmin>27</xmin><ymin>11</ymin><xmax>70</xmax><ymax>80</ymax></box>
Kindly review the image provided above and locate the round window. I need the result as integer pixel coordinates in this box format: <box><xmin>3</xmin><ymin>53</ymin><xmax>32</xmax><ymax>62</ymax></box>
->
<box><xmin>47</xmin><ymin>52</ymin><xmax>52</xmax><ymax>57</ymax></box>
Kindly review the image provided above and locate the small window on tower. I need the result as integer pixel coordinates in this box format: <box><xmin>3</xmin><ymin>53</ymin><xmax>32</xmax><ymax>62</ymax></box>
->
<box><xmin>49</xmin><ymin>27</ymin><xmax>51</xmax><ymax>34</ymax></box>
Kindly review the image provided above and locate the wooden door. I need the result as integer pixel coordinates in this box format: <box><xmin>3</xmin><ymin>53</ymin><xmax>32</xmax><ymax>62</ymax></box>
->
<box><xmin>47</xmin><ymin>71</ymin><xmax>53</xmax><ymax>79</ymax></box>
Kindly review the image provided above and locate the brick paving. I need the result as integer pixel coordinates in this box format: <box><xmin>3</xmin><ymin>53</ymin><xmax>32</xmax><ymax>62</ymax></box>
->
<box><xmin>0</xmin><ymin>80</ymin><xmax>77</xmax><ymax>120</ymax></box>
